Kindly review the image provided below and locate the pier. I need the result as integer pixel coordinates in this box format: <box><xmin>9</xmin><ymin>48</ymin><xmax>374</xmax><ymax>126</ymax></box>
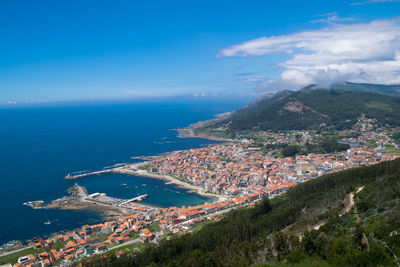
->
<box><xmin>119</xmin><ymin>194</ymin><xmax>148</xmax><ymax>205</ymax></box>
<box><xmin>65</xmin><ymin>164</ymin><xmax>125</xmax><ymax>179</ymax></box>
<box><xmin>82</xmin><ymin>192</ymin><xmax>148</xmax><ymax>207</ymax></box>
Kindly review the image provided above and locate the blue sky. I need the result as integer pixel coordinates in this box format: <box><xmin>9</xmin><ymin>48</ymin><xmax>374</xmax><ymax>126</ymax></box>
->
<box><xmin>1</xmin><ymin>0</ymin><xmax>399</xmax><ymax>103</ymax></box>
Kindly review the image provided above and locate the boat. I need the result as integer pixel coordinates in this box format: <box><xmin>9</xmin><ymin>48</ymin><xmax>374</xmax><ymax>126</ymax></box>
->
<box><xmin>44</xmin><ymin>220</ymin><xmax>51</xmax><ymax>225</ymax></box>
<box><xmin>122</xmin><ymin>183</ymin><xmax>127</xmax><ymax>186</ymax></box>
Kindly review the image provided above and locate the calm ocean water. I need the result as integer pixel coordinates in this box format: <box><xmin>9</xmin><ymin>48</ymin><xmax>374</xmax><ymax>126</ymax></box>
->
<box><xmin>0</xmin><ymin>97</ymin><xmax>252</xmax><ymax>245</ymax></box>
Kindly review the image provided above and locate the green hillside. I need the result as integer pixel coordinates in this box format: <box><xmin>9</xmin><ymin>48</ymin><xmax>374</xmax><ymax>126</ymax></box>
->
<box><xmin>195</xmin><ymin>87</ymin><xmax>400</xmax><ymax>136</ymax></box>
<box><xmin>81</xmin><ymin>158</ymin><xmax>400</xmax><ymax>267</ymax></box>
<box><xmin>331</xmin><ymin>82</ymin><xmax>400</xmax><ymax>97</ymax></box>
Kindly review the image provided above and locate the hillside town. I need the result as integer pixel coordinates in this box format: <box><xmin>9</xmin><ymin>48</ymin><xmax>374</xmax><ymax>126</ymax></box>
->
<box><xmin>4</xmin><ymin>116</ymin><xmax>400</xmax><ymax>267</ymax></box>
<box><xmin>147</xmin><ymin>116</ymin><xmax>399</xmax><ymax>198</ymax></box>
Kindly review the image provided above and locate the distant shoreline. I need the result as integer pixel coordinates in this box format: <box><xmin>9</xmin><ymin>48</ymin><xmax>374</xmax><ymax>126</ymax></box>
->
<box><xmin>174</xmin><ymin>127</ymin><xmax>235</xmax><ymax>142</ymax></box>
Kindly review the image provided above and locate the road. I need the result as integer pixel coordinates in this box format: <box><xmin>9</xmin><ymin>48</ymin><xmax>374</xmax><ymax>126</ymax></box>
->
<box><xmin>107</xmin><ymin>238</ymin><xmax>141</xmax><ymax>251</ymax></box>
<box><xmin>0</xmin><ymin>245</ymin><xmax>34</xmax><ymax>258</ymax></box>
<box><xmin>212</xmin><ymin>206</ymin><xmax>237</xmax><ymax>216</ymax></box>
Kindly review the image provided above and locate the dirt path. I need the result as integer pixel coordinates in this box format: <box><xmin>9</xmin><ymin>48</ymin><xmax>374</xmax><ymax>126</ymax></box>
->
<box><xmin>340</xmin><ymin>186</ymin><xmax>365</xmax><ymax>217</ymax></box>
<box><xmin>312</xmin><ymin>221</ymin><xmax>326</xmax><ymax>230</ymax></box>
<box><xmin>351</xmin><ymin>187</ymin><xmax>369</xmax><ymax>250</ymax></box>
<box><xmin>340</xmin><ymin>192</ymin><xmax>354</xmax><ymax>217</ymax></box>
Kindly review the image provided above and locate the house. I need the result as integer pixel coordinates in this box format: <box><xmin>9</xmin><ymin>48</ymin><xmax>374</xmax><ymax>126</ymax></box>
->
<box><xmin>115</xmin><ymin>250</ymin><xmax>125</xmax><ymax>258</ymax></box>
<box><xmin>65</xmin><ymin>254</ymin><xmax>74</xmax><ymax>261</ymax></box>
<box><xmin>75</xmin><ymin>249</ymin><xmax>85</xmax><ymax>258</ymax></box>
<box><xmin>42</xmin><ymin>259</ymin><xmax>51</xmax><ymax>267</ymax></box>
<box><xmin>96</xmin><ymin>243</ymin><xmax>107</xmax><ymax>253</ymax></box>
<box><xmin>141</xmin><ymin>233</ymin><xmax>155</xmax><ymax>243</ymax></box>
<box><xmin>85</xmin><ymin>237</ymin><xmax>100</xmax><ymax>245</ymax></box>
<box><xmin>17</xmin><ymin>254</ymin><xmax>35</xmax><ymax>265</ymax></box>
<box><xmin>139</xmin><ymin>228</ymin><xmax>150</xmax><ymax>237</ymax></box>
<box><xmin>84</xmin><ymin>245</ymin><xmax>95</xmax><ymax>255</ymax></box>
<box><xmin>116</xmin><ymin>236</ymin><xmax>130</xmax><ymax>244</ymax></box>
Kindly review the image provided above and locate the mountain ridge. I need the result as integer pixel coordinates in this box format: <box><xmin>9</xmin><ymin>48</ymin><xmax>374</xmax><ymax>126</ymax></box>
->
<box><xmin>190</xmin><ymin>82</ymin><xmax>400</xmax><ymax>138</ymax></box>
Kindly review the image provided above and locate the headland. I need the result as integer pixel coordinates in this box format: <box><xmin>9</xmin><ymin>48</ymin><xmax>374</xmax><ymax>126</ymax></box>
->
<box><xmin>43</xmin><ymin>183</ymin><xmax>158</xmax><ymax>221</ymax></box>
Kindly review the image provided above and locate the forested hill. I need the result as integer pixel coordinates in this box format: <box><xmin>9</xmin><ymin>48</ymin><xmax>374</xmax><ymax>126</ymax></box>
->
<box><xmin>196</xmin><ymin>86</ymin><xmax>400</xmax><ymax>134</ymax></box>
<box><xmin>330</xmin><ymin>82</ymin><xmax>400</xmax><ymax>97</ymax></box>
<box><xmin>81</xmin><ymin>158</ymin><xmax>400</xmax><ymax>267</ymax></box>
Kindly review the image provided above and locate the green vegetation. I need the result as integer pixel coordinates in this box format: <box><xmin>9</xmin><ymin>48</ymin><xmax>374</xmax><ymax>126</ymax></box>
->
<box><xmin>304</xmin><ymin>138</ymin><xmax>350</xmax><ymax>154</ymax></box>
<box><xmin>195</xmin><ymin>88</ymin><xmax>400</xmax><ymax>135</ymax></box>
<box><xmin>383</xmin><ymin>148</ymin><xmax>400</xmax><ymax>156</ymax></box>
<box><xmin>281</xmin><ymin>145</ymin><xmax>300</xmax><ymax>157</ymax></box>
<box><xmin>130</xmin><ymin>232</ymin><xmax>140</xmax><ymax>239</ymax></box>
<box><xmin>146</xmin><ymin>223</ymin><xmax>160</xmax><ymax>233</ymax></box>
<box><xmin>267</xmin><ymin>138</ymin><xmax>350</xmax><ymax>158</ymax></box>
<box><xmin>79</xmin><ymin>158</ymin><xmax>400</xmax><ymax>267</ymax></box>
<box><xmin>106</xmin><ymin>242</ymin><xmax>144</xmax><ymax>256</ymax></box>
<box><xmin>330</xmin><ymin>81</ymin><xmax>400</xmax><ymax>97</ymax></box>
<box><xmin>51</xmin><ymin>240</ymin><xmax>68</xmax><ymax>251</ymax></box>
<box><xmin>365</xmin><ymin>101</ymin><xmax>394</xmax><ymax>112</ymax></box>
<box><xmin>0</xmin><ymin>247</ymin><xmax>36</xmax><ymax>265</ymax></box>
<box><xmin>391</xmin><ymin>131</ymin><xmax>400</xmax><ymax>142</ymax></box>
<box><xmin>97</xmin><ymin>233</ymin><xmax>112</xmax><ymax>242</ymax></box>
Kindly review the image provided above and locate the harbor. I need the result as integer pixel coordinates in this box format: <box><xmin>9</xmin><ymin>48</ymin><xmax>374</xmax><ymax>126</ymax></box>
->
<box><xmin>44</xmin><ymin>184</ymin><xmax>154</xmax><ymax>221</ymax></box>
<box><xmin>63</xmin><ymin>160</ymin><xmax>223</xmax><ymax>202</ymax></box>
<box><xmin>64</xmin><ymin>164</ymin><xmax>126</xmax><ymax>179</ymax></box>
<box><xmin>84</xmin><ymin>192</ymin><xmax>149</xmax><ymax>207</ymax></box>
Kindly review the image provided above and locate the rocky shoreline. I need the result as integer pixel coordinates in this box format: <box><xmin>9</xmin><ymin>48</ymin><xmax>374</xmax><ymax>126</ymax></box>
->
<box><xmin>43</xmin><ymin>184</ymin><xmax>157</xmax><ymax>221</ymax></box>
<box><xmin>45</xmin><ymin>195</ymin><xmax>124</xmax><ymax>221</ymax></box>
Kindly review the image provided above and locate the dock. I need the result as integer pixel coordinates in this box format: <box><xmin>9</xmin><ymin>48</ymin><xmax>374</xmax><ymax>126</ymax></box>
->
<box><xmin>119</xmin><ymin>194</ymin><xmax>148</xmax><ymax>206</ymax></box>
<box><xmin>65</xmin><ymin>164</ymin><xmax>126</xmax><ymax>179</ymax></box>
<box><xmin>82</xmin><ymin>192</ymin><xmax>149</xmax><ymax>207</ymax></box>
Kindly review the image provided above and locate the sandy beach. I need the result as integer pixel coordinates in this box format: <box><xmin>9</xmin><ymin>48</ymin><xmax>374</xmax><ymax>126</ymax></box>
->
<box><xmin>114</xmin><ymin>163</ymin><xmax>227</xmax><ymax>202</ymax></box>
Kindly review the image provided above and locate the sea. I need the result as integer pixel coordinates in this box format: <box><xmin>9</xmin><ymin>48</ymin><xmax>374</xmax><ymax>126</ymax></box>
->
<box><xmin>0</xmin><ymin>97</ymin><xmax>253</xmax><ymax>245</ymax></box>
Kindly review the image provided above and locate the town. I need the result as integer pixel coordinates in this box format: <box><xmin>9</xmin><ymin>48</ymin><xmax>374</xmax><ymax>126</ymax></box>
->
<box><xmin>2</xmin><ymin>116</ymin><xmax>399</xmax><ymax>267</ymax></box>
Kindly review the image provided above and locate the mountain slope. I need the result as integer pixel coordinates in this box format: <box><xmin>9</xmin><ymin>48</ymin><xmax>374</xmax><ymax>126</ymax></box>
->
<box><xmin>198</xmin><ymin>87</ymin><xmax>400</xmax><ymax>134</ymax></box>
<box><xmin>330</xmin><ymin>82</ymin><xmax>400</xmax><ymax>97</ymax></box>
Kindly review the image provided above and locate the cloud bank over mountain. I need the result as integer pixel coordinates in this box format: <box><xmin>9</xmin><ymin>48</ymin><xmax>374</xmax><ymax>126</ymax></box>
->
<box><xmin>218</xmin><ymin>19</ymin><xmax>400</xmax><ymax>92</ymax></box>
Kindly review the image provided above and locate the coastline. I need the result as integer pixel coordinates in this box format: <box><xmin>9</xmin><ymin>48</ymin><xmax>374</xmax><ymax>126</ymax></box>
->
<box><xmin>44</xmin><ymin>183</ymin><xmax>162</xmax><ymax>222</ymax></box>
<box><xmin>173</xmin><ymin>110</ymin><xmax>237</xmax><ymax>142</ymax></box>
<box><xmin>175</xmin><ymin>127</ymin><xmax>236</xmax><ymax>142</ymax></box>
<box><xmin>0</xmin><ymin>102</ymin><xmax>248</xmax><ymax>255</ymax></box>
<box><xmin>114</xmin><ymin>163</ymin><xmax>227</xmax><ymax>202</ymax></box>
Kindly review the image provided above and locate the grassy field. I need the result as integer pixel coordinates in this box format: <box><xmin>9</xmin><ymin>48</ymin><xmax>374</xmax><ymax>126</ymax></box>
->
<box><xmin>146</xmin><ymin>223</ymin><xmax>160</xmax><ymax>233</ymax></box>
<box><xmin>188</xmin><ymin>220</ymin><xmax>213</xmax><ymax>233</ymax></box>
<box><xmin>50</xmin><ymin>240</ymin><xmax>68</xmax><ymax>251</ymax></box>
<box><xmin>383</xmin><ymin>147</ymin><xmax>400</xmax><ymax>156</ymax></box>
<box><xmin>106</xmin><ymin>242</ymin><xmax>144</xmax><ymax>255</ymax></box>
<box><xmin>0</xmin><ymin>247</ymin><xmax>36</xmax><ymax>265</ymax></box>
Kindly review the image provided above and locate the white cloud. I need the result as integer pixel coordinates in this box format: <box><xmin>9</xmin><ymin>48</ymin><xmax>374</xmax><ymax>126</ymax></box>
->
<box><xmin>310</xmin><ymin>12</ymin><xmax>354</xmax><ymax>24</ymax></box>
<box><xmin>218</xmin><ymin>19</ymin><xmax>400</xmax><ymax>91</ymax></box>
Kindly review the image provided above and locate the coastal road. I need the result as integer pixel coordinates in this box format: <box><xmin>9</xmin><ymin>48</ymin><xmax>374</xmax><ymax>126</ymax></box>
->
<box><xmin>0</xmin><ymin>245</ymin><xmax>34</xmax><ymax>257</ymax></box>
<box><xmin>108</xmin><ymin>238</ymin><xmax>141</xmax><ymax>251</ymax></box>
<box><xmin>212</xmin><ymin>206</ymin><xmax>237</xmax><ymax>216</ymax></box>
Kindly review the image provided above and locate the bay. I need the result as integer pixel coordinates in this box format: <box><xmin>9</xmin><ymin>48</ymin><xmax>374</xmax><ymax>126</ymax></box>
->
<box><xmin>0</xmin><ymin>97</ymin><xmax>252</xmax><ymax>244</ymax></box>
